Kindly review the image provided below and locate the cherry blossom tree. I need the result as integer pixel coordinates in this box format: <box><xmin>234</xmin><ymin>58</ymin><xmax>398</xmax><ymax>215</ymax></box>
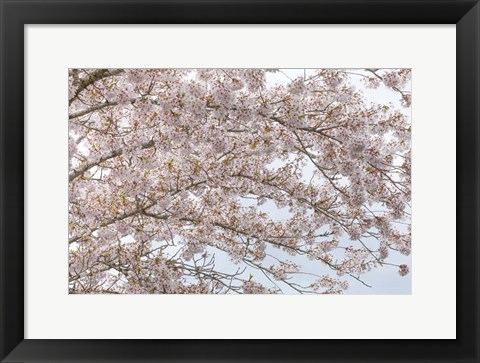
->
<box><xmin>68</xmin><ymin>68</ymin><xmax>411</xmax><ymax>294</ymax></box>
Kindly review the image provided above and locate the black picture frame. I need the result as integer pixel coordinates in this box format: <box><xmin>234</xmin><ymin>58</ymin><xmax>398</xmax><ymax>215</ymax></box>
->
<box><xmin>1</xmin><ymin>1</ymin><xmax>478</xmax><ymax>362</ymax></box>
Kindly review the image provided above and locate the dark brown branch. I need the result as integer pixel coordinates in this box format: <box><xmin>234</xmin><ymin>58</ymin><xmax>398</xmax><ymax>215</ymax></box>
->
<box><xmin>69</xmin><ymin>69</ymin><xmax>124</xmax><ymax>105</ymax></box>
<box><xmin>69</xmin><ymin>101</ymin><xmax>118</xmax><ymax>119</ymax></box>
<box><xmin>69</xmin><ymin>140</ymin><xmax>154</xmax><ymax>182</ymax></box>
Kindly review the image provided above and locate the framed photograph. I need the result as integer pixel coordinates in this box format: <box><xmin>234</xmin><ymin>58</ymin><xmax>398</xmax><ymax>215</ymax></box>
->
<box><xmin>1</xmin><ymin>0</ymin><xmax>478</xmax><ymax>362</ymax></box>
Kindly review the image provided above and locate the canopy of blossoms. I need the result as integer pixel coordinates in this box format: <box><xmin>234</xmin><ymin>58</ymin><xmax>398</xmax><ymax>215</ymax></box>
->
<box><xmin>68</xmin><ymin>68</ymin><xmax>411</xmax><ymax>294</ymax></box>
